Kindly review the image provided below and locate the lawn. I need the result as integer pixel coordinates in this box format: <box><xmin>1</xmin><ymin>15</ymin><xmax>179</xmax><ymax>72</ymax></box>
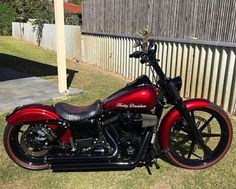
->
<box><xmin>0</xmin><ymin>36</ymin><xmax>235</xmax><ymax>189</ymax></box>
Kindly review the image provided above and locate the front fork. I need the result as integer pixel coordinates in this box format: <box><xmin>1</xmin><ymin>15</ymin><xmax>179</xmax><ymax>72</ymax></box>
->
<box><xmin>164</xmin><ymin>81</ymin><xmax>206</xmax><ymax>149</ymax></box>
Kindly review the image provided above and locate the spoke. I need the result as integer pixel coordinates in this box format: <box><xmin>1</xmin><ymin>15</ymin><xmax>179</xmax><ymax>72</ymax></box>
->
<box><xmin>174</xmin><ymin>124</ymin><xmax>190</xmax><ymax>134</ymax></box>
<box><xmin>196</xmin><ymin>120</ymin><xmax>201</xmax><ymax>128</ymax></box>
<box><xmin>180</xmin><ymin>127</ymin><xmax>190</xmax><ymax>134</ymax></box>
<box><xmin>19</xmin><ymin>130</ymin><xmax>25</xmax><ymax>133</ymax></box>
<box><xmin>171</xmin><ymin>137</ymin><xmax>191</xmax><ymax>157</ymax></box>
<box><xmin>192</xmin><ymin>152</ymin><xmax>202</xmax><ymax>159</ymax></box>
<box><xmin>176</xmin><ymin>137</ymin><xmax>190</xmax><ymax>145</ymax></box>
<box><xmin>187</xmin><ymin>140</ymin><xmax>195</xmax><ymax>159</ymax></box>
<box><xmin>171</xmin><ymin>132</ymin><xmax>189</xmax><ymax>139</ymax></box>
<box><xmin>199</xmin><ymin>142</ymin><xmax>213</xmax><ymax>156</ymax></box>
<box><xmin>201</xmin><ymin>133</ymin><xmax>221</xmax><ymax>137</ymax></box>
<box><xmin>173</xmin><ymin>145</ymin><xmax>189</xmax><ymax>157</ymax></box>
<box><xmin>199</xmin><ymin>116</ymin><xmax>214</xmax><ymax>132</ymax></box>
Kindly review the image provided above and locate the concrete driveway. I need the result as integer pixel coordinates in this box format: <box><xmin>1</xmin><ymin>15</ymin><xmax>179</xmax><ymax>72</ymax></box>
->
<box><xmin>0</xmin><ymin>68</ymin><xmax>80</xmax><ymax>112</ymax></box>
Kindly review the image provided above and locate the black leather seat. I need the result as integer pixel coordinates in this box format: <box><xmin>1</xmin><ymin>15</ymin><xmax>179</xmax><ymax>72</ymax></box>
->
<box><xmin>55</xmin><ymin>100</ymin><xmax>101</xmax><ymax>122</ymax></box>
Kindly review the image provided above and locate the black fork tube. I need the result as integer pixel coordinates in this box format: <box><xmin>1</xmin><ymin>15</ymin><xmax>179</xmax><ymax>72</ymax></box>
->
<box><xmin>150</xmin><ymin>58</ymin><xmax>205</xmax><ymax>147</ymax></box>
<box><xmin>165</xmin><ymin>81</ymin><xmax>206</xmax><ymax>146</ymax></box>
<box><xmin>150</xmin><ymin>59</ymin><xmax>166</xmax><ymax>80</ymax></box>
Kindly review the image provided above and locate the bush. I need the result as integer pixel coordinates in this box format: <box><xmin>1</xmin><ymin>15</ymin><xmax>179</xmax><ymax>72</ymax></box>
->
<box><xmin>0</xmin><ymin>3</ymin><xmax>16</xmax><ymax>35</ymax></box>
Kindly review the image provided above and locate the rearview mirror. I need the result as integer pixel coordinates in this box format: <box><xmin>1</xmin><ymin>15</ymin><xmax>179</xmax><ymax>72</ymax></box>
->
<box><xmin>133</xmin><ymin>40</ymin><xmax>141</xmax><ymax>48</ymax></box>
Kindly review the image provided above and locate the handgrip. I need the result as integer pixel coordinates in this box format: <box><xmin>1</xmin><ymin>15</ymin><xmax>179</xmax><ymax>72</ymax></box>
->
<box><xmin>129</xmin><ymin>51</ymin><xmax>142</xmax><ymax>58</ymax></box>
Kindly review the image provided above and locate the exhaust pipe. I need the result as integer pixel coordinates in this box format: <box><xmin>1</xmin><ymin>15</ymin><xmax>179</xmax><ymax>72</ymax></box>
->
<box><xmin>50</xmin><ymin>130</ymin><xmax>152</xmax><ymax>172</ymax></box>
<box><xmin>46</xmin><ymin>127</ymin><xmax>119</xmax><ymax>164</ymax></box>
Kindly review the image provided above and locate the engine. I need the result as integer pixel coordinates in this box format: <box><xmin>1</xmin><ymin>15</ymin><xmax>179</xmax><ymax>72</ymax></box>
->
<box><xmin>68</xmin><ymin>111</ymin><xmax>151</xmax><ymax>161</ymax></box>
<box><xmin>112</xmin><ymin>111</ymin><xmax>143</xmax><ymax>160</ymax></box>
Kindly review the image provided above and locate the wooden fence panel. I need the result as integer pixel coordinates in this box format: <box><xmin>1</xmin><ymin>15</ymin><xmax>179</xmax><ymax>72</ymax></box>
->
<box><xmin>82</xmin><ymin>0</ymin><xmax>236</xmax><ymax>43</ymax></box>
<box><xmin>81</xmin><ymin>33</ymin><xmax>236</xmax><ymax>114</ymax></box>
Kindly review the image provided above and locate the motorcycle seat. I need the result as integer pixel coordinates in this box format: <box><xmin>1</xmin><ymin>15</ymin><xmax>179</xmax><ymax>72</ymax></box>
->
<box><xmin>54</xmin><ymin>100</ymin><xmax>101</xmax><ymax>122</ymax></box>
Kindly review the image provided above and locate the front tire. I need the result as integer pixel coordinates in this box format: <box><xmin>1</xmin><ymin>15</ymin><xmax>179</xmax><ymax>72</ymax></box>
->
<box><xmin>165</xmin><ymin>103</ymin><xmax>233</xmax><ymax>169</ymax></box>
<box><xmin>3</xmin><ymin>123</ymin><xmax>49</xmax><ymax>170</ymax></box>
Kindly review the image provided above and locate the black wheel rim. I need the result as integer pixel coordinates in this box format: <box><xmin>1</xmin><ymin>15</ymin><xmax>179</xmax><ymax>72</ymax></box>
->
<box><xmin>169</xmin><ymin>108</ymin><xmax>230</xmax><ymax>167</ymax></box>
<box><xmin>9</xmin><ymin>123</ymin><xmax>49</xmax><ymax>166</ymax></box>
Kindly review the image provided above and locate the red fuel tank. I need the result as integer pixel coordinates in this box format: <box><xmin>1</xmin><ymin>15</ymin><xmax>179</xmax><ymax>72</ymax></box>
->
<box><xmin>102</xmin><ymin>86</ymin><xmax>157</xmax><ymax>110</ymax></box>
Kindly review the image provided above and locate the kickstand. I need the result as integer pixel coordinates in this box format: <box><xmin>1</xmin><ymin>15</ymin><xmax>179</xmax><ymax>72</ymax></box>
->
<box><xmin>146</xmin><ymin>166</ymin><xmax>152</xmax><ymax>175</ymax></box>
<box><xmin>154</xmin><ymin>161</ymin><xmax>160</xmax><ymax>170</ymax></box>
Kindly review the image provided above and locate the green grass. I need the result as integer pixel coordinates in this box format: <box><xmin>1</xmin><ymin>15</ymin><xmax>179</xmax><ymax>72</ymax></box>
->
<box><xmin>0</xmin><ymin>36</ymin><xmax>236</xmax><ymax>189</ymax></box>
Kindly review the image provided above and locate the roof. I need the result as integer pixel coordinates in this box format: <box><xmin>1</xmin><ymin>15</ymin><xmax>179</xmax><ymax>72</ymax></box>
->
<box><xmin>64</xmin><ymin>2</ymin><xmax>82</xmax><ymax>15</ymax></box>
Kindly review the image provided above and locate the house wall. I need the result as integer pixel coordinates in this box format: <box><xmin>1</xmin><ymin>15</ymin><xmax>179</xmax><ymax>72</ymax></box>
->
<box><xmin>12</xmin><ymin>22</ymin><xmax>81</xmax><ymax>60</ymax></box>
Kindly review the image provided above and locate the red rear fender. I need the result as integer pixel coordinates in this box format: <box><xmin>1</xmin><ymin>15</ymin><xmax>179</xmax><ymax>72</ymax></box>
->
<box><xmin>158</xmin><ymin>99</ymin><xmax>209</xmax><ymax>151</ymax></box>
<box><xmin>6</xmin><ymin>104</ymin><xmax>71</xmax><ymax>144</ymax></box>
<box><xmin>6</xmin><ymin>104</ymin><xmax>60</xmax><ymax>125</ymax></box>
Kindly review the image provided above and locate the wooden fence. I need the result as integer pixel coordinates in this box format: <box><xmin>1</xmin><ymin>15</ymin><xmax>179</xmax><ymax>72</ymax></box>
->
<box><xmin>81</xmin><ymin>32</ymin><xmax>236</xmax><ymax>115</ymax></box>
<box><xmin>82</xmin><ymin>0</ymin><xmax>236</xmax><ymax>43</ymax></box>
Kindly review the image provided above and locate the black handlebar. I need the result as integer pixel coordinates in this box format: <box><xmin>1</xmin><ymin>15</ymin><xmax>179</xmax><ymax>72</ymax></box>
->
<box><xmin>129</xmin><ymin>51</ymin><xmax>143</xmax><ymax>58</ymax></box>
<box><xmin>129</xmin><ymin>43</ymin><xmax>165</xmax><ymax>79</ymax></box>
<box><xmin>129</xmin><ymin>43</ymin><xmax>157</xmax><ymax>62</ymax></box>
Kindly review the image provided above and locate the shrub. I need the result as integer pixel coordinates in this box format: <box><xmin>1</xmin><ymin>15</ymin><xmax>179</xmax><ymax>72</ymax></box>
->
<box><xmin>0</xmin><ymin>3</ymin><xmax>17</xmax><ymax>35</ymax></box>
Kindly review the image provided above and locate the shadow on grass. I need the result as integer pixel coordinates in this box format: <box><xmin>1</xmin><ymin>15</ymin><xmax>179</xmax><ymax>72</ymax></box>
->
<box><xmin>0</xmin><ymin>53</ymin><xmax>78</xmax><ymax>88</ymax></box>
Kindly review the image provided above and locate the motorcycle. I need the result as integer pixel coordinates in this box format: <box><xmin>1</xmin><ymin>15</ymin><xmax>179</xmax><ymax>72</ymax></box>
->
<box><xmin>3</xmin><ymin>37</ymin><xmax>233</xmax><ymax>174</ymax></box>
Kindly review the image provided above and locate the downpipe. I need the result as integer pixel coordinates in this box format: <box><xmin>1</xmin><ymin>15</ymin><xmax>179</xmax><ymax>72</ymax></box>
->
<box><xmin>50</xmin><ymin>129</ymin><xmax>153</xmax><ymax>172</ymax></box>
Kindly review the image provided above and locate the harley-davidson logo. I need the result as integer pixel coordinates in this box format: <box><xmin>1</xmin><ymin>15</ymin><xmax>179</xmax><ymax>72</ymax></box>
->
<box><xmin>116</xmin><ymin>103</ymin><xmax>147</xmax><ymax>108</ymax></box>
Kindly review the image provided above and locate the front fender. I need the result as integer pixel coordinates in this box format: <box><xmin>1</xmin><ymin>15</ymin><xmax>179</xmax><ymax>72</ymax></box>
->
<box><xmin>6</xmin><ymin>104</ymin><xmax>60</xmax><ymax>125</ymax></box>
<box><xmin>158</xmin><ymin>99</ymin><xmax>209</xmax><ymax>151</ymax></box>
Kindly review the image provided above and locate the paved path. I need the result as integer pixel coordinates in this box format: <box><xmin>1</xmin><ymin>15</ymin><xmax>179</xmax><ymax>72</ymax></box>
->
<box><xmin>0</xmin><ymin>68</ymin><xmax>80</xmax><ymax>112</ymax></box>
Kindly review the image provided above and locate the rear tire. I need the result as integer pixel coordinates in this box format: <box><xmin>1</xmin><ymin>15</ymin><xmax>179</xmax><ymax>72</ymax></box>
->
<box><xmin>3</xmin><ymin>123</ymin><xmax>49</xmax><ymax>170</ymax></box>
<box><xmin>165</xmin><ymin>103</ymin><xmax>233</xmax><ymax>169</ymax></box>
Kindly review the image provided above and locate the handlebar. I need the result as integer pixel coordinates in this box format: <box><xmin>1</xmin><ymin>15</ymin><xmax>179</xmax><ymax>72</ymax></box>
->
<box><xmin>129</xmin><ymin>43</ymin><xmax>158</xmax><ymax>64</ymax></box>
<box><xmin>129</xmin><ymin>51</ymin><xmax>144</xmax><ymax>58</ymax></box>
<box><xmin>129</xmin><ymin>42</ymin><xmax>165</xmax><ymax>79</ymax></box>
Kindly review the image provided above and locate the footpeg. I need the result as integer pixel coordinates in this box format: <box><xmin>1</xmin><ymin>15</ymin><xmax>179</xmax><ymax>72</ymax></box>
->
<box><xmin>151</xmin><ymin>158</ymin><xmax>160</xmax><ymax>170</ymax></box>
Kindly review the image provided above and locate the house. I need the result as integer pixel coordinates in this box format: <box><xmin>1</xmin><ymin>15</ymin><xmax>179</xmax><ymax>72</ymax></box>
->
<box><xmin>64</xmin><ymin>2</ymin><xmax>82</xmax><ymax>25</ymax></box>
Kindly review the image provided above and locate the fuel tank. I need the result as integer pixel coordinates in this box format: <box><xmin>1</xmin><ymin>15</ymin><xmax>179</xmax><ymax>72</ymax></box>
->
<box><xmin>102</xmin><ymin>85</ymin><xmax>157</xmax><ymax>110</ymax></box>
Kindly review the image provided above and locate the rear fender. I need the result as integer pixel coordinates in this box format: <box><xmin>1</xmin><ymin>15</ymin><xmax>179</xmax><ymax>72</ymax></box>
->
<box><xmin>6</xmin><ymin>104</ymin><xmax>60</xmax><ymax>125</ymax></box>
<box><xmin>6</xmin><ymin>104</ymin><xmax>71</xmax><ymax>144</ymax></box>
<box><xmin>158</xmin><ymin>99</ymin><xmax>209</xmax><ymax>151</ymax></box>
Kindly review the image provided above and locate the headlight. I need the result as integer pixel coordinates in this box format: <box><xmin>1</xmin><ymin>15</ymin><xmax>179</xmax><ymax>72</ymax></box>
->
<box><xmin>172</xmin><ymin>76</ymin><xmax>182</xmax><ymax>91</ymax></box>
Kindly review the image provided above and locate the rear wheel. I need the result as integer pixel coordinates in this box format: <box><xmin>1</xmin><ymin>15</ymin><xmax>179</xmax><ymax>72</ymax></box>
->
<box><xmin>4</xmin><ymin>123</ymin><xmax>50</xmax><ymax>170</ymax></box>
<box><xmin>166</xmin><ymin>103</ymin><xmax>233</xmax><ymax>169</ymax></box>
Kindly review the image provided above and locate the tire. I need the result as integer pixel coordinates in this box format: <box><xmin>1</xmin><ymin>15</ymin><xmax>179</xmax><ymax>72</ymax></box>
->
<box><xmin>165</xmin><ymin>102</ymin><xmax>233</xmax><ymax>169</ymax></box>
<box><xmin>3</xmin><ymin>123</ymin><xmax>49</xmax><ymax>170</ymax></box>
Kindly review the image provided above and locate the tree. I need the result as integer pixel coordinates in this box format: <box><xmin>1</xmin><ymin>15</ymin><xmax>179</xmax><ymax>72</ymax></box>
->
<box><xmin>68</xmin><ymin>0</ymin><xmax>83</xmax><ymax>5</ymax></box>
<box><xmin>14</xmin><ymin>0</ymin><xmax>53</xmax><ymax>45</ymax></box>
<box><xmin>0</xmin><ymin>3</ymin><xmax>17</xmax><ymax>35</ymax></box>
<box><xmin>15</xmin><ymin>0</ymin><xmax>52</xmax><ymax>22</ymax></box>
<box><xmin>0</xmin><ymin>0</ymin><xmax>14</xmax><ymax>4</ymax></box>
<box><xmin>32</xmin><ymin>0</ymin><xmax>53</xmax><ymax>46</ymax></box>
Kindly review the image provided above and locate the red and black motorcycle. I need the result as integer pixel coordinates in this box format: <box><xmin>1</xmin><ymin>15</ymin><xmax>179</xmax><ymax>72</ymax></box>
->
<box><xmin>3</xmin><ymin>39</ymin><xmax>233</xmax><ymax>173</ymax></box>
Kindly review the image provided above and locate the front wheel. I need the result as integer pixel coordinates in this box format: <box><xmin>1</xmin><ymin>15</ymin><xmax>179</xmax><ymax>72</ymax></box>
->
<box><xmin>166</xmin><ymin>103</ymin><xmax>233</xmax><ymax>169</ymax></box>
